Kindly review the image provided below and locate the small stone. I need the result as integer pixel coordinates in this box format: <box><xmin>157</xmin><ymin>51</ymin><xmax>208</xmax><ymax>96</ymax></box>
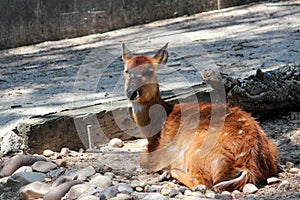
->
<box><xmin>55</xmin><ymin>159</ymin><xmax>67</xmax><ymax>167</ymax></box>
<box><xmin>130</xmin><ymin>180</ymin><xmax>146</xmax><ymax>188</ymax></box>
<box><xmin>89</xmin><ymin>174</ymin><xmax>112</xmax><ymax>189</ymax></box>
<box><xmin>60</xmin><ymin>147</ymin><xmax>69</xmax><ymax>156</ymax></box>
<box><xmin>109</xmin><ymin>138</ymin><xmax>124</xmax><ymax>148</ymax></box>
<box><xmin>267</xmin><ymin>177</ymin><xmax>281</xmax><ymax>184</ymax></box>
<box><xmin>78</xmin><ymin>195</ymin><xmax>100</xmax><ymax>200</ymax></box>
<box><xmin>32</xmin><ymin>161</ymin><xmax>57</xmax><ymax>173</ymax></box>
<box><xmin>285</xmin><ymin>161</ymin><xmax>294</xmax><ymax>169</ymax></box>
<box><xmin>143</xmin><ymin>192</ymin><xmax>168</xmax><ymax>200</ymax></box>
<box><xmin>5</xmin><ymin>172</ymin><xmax>46</xmax><ymax>190</ymax></box>
<box><xmin>78</xmin><ymin>148</ymin><xmax>85</xmax><ymax>153</ymax></box>
<box><xmin>277</xmin><ymin>180</ymin><xmax>289</xmax><ymax>189</ymax></box>
<box><xmin>116</xmin><ymin>193</ymin><xmax>132</xmax><ymax>200</ymax></box>
<box><xmin>136</xmin><ymin>186</ymin><xmax>143</xmax><ymax>192</ymax></box>
<box><xmin>205</xmin><ymin>190</ymin><xmax>216</xmax><ymax>198</ymax></box>
<box><xmin>231</xmin><ymin>190</ymin><xmax>241</xmax><ymax>199</ymax></box>
<box><xmin>66</xmin><ymin>183</ymin><xmax>95</xmax><ymax>199</ymax></box>
<box><xmin>43</xmin><ymin>149</ymin><xmax>55</xmax><ymax>157</ymax></box>
<box><xmin>104</xmin><ymin>172</ymin><xmax>115</xmax><ymax>179</ymax></box>
<box><xmin>12</xmin><ymin>166</ymin><xmax>33</xmax><ymax>175</ymax></box>
<box><xmin>184</xmin><ymin>189</ymin><xmax>192</xmax><ymax>196</ymax></box>
<box><xmin>19</xmin><ymin>181</ymin><xmax>50</xmax><ymax>200</ymax></box>
<box><xmin>215</xmin><ymin>192</ymin><xmax>233</xmax><ymax>200</ymax></box>
<box><xmin>0</xmin><ymin>183</ymin><xmax>4</xmax><ymax>194</ymax></box>
<box><xmin>289</xmin><ymin>167</ymin><xmax>300</xmax><ymax>174</ymax></box>
<box><xmin>100</xmin><ymin>186</ymin><xmax>118</xmax><ymax>199</ymax></box>
<box><xmin>160</xmin><ymin>187</ymin><xmax>171</xmax><ymax>196</ymax></box>
<box><xmin>169</xmin><ymin>188</ymin><xmax>181</xmax><ymax>197</ymax></box>
<box><xmin>76</xmin><ymin>166</ymin><xmax>96</xmax><ymax>180</ymax></box>
<box><xmin>190</xmin><ymin>191</ymin><xmax>204</xmax><ymax>198</ymax></box>
<box><xmin>191</xmin><ymin>184</ymin><xmax>207</xmax><ymax>192</ymax></box>
<box><xmin>242</xmin><ymin>183</ymin><xmax>258</xmax><ymax>194</ymax></box>
<box><xmin>117</xmin><ymin>183</ymin><xmax>133</xmax><ymax>194</ymax></box>
<box><xmin>49</xmin><ymin>168</ymin><xmax>65</xmax><ymax>178</ymax></box>
<box><xmin>145</xmin><ymin>185</ymin><xmax>162</xmax><ymax>192</ymax></box>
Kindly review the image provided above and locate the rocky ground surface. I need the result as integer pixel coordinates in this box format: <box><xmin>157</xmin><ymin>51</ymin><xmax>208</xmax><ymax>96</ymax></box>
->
<box><xmin>0</xmin><ymin>111</ymin><xmax>299</xmax><ymax>200</ymax></box>
<box><xmin>0</xmin><ymin>0</ymin><xmax>300</xmax><ymax>199</ymax></box>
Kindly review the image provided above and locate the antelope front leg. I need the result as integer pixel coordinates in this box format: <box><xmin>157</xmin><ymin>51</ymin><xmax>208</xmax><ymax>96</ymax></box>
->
<box><xmin>170</xmin><ymin>168</ymin><xmax>207</xmax><ymax>188</ymax></box>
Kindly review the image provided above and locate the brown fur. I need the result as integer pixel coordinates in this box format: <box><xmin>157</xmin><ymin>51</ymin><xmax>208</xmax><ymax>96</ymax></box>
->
<box><xmin>122</xmin><ymin>43</ymin><xmax>278</xmax><ymax>191</ymax></box>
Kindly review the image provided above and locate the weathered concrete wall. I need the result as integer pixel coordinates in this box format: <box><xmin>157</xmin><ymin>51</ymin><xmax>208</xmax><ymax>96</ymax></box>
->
<box><xmin>0</xmin><ymin>0</ymin><xmax>259</xmax><ymax>50</ymax></box>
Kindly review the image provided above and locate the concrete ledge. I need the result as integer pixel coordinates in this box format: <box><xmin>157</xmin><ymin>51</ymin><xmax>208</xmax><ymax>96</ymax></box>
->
<box><xmin>0</xmin><ymin>0</ymin><xmax>259</xmax><ymax>50</ymax></box>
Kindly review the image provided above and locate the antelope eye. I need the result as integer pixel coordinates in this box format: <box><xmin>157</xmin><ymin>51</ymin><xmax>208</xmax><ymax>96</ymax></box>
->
<box><xmin>124</xmin><ymin>70</ymin><xmax>129</xmax><ymax>74</ymax></box>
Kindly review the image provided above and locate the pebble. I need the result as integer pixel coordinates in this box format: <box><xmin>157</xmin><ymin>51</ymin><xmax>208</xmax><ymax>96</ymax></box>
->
<box><xmin>89</xmin><ymin>174</ymin><xmax>112</xmax><ymax>189</ymax></box>
<box><xmin>116</xmin><ymin>193</ymin><xmax>132</xmax><ymax>200</ymax></box>
<box><xmin>5</xmin><ymin>172</ymin><xmax>46</xmax><ymax>190</ymax></box>
<box><xmin>19</xmin><ymin>181</ymin><xmax>50</xmax><ymax>200</ymax></box>
<box><xmin>55</xmin><ymin>159</ymin><xmax>67</xmax><ymax>167</ymax></box>
<box><xmin>100</xmin><ymin>186</ymin><xmax>119</xmax><ymax>199</ymax></box>
<box><xmin>190</xmin><ymin>191</ymin><xmax>204</xmax><ymax>198</ymax></box>
<box><xmin>31</xmin><ymin>161</ymin><xmax>57</xmax><ymax>173</ymax></box>
<box><xmin>66</xmin><ymin>183</ymin><xmax>96</xmax><ymax>199</ymax></box>
<box><xmin>143</xmin><ymin>192</ymin><xmax>168</xmax><ymax>200</ymax></box>
<box><xmin>267</xmin><ymin>177</ymin><xmax>281</xmax><ymax>184</ymax></box>
<box><xmin>205</xmin><ymin>190</ymin><xmax>216</xmax><ymax>198</ymax></box>
<box><xmin>242</xmin><ymin>183</ymin><xmax>258</xmax><ymax>194</ymax></box>
<box><xmin>12</xmin><ymin>166</ymin><xmax>33</xmax><ymax>175</ymax></box>
<box><xmin>184</xmin><ymin>189</ymin><xmax>192</xmax><ymax>196</ymax></box>
<box><xmin>160</xmin><ymin>187</ymin><xmax>171</xmax><ymax>196</ymax></box>
<box><xmin>289</xmin><ymin>167</ymin><xmax>300</xmax><ymax>174</ymax></box>
<box><xmin>231</xmin><ymin>190</ymin><xmax>241</xmax><ymax>199</ymax></box>
<box><xmin>117</xmin><ymin>183</ymin><xmax>133</xmax><ymax>194</ymax></box>
<box><xmin>169</xmin><ymin>188</ymin><xmax>181</xmax><ymax>197</ymax></box>
<box><xmin>131</xmin><ymin>180</ymin><xmax>146</xmax><ymax>188</ymax></box>
<box><xmin>285</xmin><ymin>161</ymin><xmax>294</xmax><ymax>169</ymax></box>
<box><xmin>191</xmin><ymin>184</ymin><xmax>206</xmax><ymax>192</ymax></box>
<box><xmin>76</xmin><ymin>166</ymin><xmax>96</xmax><ymax>180</ymax></box>
<box><xmin>145</xmin><ymin>185</ymin><xmax>162</xmax><ymax>192</ymax></box>
<box><xmin>78</xmin><ymin>196</ymin><xmax>100</xmax><ymax>200</ymax></box>
<box><xmin>109</xmin><ymin>138</ymin><xmax>124</xmax><ymax>148</ymax></box>
<box><xmin>60</xmin><ymin>147</ymin><xmax>70</xmax><ymax>156</ymax></box>
<box><xmin>277</xmin><ymin>180</ymin><xmax>289</xmax><ymax>189</ymax></box>
<box><xmin>43</xmin><ymin>149</ymin><xmax>55</xmax><ymax>157</ymax></box>
<box><xmin>215</xmin><ymin>192</ymin><xmax>233</xmax><ymax>200</ymax></box>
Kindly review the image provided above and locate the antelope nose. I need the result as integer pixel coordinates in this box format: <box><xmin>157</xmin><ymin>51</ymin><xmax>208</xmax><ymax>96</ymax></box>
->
<box><xmin>126</xmin><ymin>89</ymin><xmax>141</xmax><ymax>100</ymax></box>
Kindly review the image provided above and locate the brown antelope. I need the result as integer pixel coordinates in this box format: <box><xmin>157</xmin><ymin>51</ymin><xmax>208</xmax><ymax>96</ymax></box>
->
<box><xmin>122</xmin><ymin>43</ymin><xmax>278</xmax><ymax>191</ymax></box>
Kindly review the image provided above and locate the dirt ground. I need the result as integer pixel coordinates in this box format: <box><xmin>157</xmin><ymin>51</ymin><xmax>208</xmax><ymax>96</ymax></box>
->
<box><xmin>0</xmin><ymin>0</ymin><xmax>300</xmax><ymax>199</ymax></box>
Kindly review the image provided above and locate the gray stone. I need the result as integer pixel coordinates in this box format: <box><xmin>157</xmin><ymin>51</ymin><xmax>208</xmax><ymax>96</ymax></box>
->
<box><xmin>130</xmin><ymin>180</ymin><xmax>146</xmax><ymax>188</ymax></box>
<box><xmin>5</xmin><ymin>172</ymin><xmax>46</xmax><ymax>190</ymax></box>
<box><xmin>0</xmin><ymin>131</ymin><xmax>23</xmax><ymax>156</ymax></box>
<box><xmin>242</xmin><ymin>184</ymin><xmax>258</xmax><ymax>194</ymax></box>
<box><xmin>76</xmin><ymin>166</ymin><xmax>96</xmax><ymax>180</ymax></box>
<box><xmin>89</xmin><ymin>174</ymin><xmax>112</xmax><ymax>189</ymax></box>
<box><xmin>115</xmin><ymin>193</ymin><xmax>132</xmax><ymax>200</ymax></box>
<box><xmin>215</xmin><ymin>192</ymin><xmax>233</xmax><ymax>200</ymax></box>
<box><xmin>19</xmin><ymin>181</ymin><xmax>51</xmax><ymax>200</ymax></box>
<box><xmin>78</xmin><ymin>195</ymin><xmax>100</xmax><ymax>200</ymax></box>
<box><xmin>100</xmin><ymin>186</ymin><xmax>118</xmax><ymax>199</ymax></box>
<box><xmin>66</xmin><ymin>183</ymin><xmax>96</xmax><ymax>200</ymax></box>
<box><xmin>205</xmin><ymin>190</ymin><xmax>216</xmax><ymax>198</ymax></box>
<box><xmin>12</xmin><ymin>166</ymin><xmax>33</xmax><ymax>175</ymax></box>
<box><xmin>143</xmin><ymin>193</ymin><xmax>168</xmax><ymax>200</ymax></box>
<box><xmin>31</xmin><ymin>161</ymin><xmax>57</xmax><ymax>173</ymax></box>
<box><xmin>169</xmin><ymin>189</ymin><xmax>181</xmax><ymax>197</ymax></box>
<box><xmin>0</xmin><ymin>183</ymin><xmax>4</xmax><ymax>194</ymax></box>
<box><xmin>117</xmin><ymin>183</ymin><xmax>133</xmax><ymax>194</ymax></box>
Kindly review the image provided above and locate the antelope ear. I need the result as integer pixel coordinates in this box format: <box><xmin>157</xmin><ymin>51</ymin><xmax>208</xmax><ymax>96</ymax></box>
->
<box><xmin>122</xmin><ymin>43</ymin><xmax>133</xmax><ymax>61</ymax></box>
<box><xmin>153</xmin><ymin>43</ymin><xmax>168</xmax><ymax>64</ymax></box>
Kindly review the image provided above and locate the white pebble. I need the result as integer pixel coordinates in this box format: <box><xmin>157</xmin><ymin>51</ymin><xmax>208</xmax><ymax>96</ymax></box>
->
<box><xmin>43</xmin><ymin>149</ymin><xmax>54</xmax><ymax>157</ymax></box>
<box><xmin>242</xmin><ymin>183</ymin><xmax>258</xmax><ymax>194</ymax></box>
<box><xmin>109</xmin><ymin>138</ymin><xmax>124</xmax><ymax>148</ymax></box>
